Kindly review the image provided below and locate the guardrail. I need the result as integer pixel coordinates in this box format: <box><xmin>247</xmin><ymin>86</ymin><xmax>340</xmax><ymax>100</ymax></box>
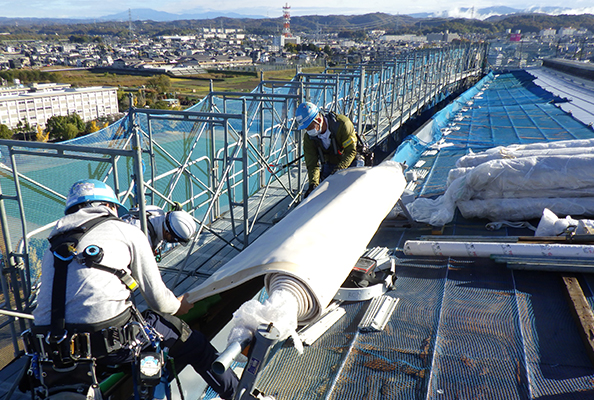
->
<box><xmin>0</xmin><ymin>43</ymin><xmax>488</xmax><ymax>366</ymax></box>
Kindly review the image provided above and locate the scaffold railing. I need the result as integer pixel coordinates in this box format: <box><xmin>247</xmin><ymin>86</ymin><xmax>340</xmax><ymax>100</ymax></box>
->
<box><xmin>0</xmin><ymin>43</ymin><xmax>488</xmax><ymax>366</ymax></box>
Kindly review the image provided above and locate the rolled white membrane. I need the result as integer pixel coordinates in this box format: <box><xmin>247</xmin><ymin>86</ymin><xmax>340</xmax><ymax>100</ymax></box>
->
<box><xmin>408</xmin><ymin>152</ymin><xmax>594</xmax><ymax>226</ymax></box>
<box><xmin>404</xmin><ymin>239</ymin><xmax>594</xmax><ymax>259</ymax></box>
<box><xmin>186</xmin><ymin>161</ymin><xmax>406</xmax><ymax>345</ymax></box>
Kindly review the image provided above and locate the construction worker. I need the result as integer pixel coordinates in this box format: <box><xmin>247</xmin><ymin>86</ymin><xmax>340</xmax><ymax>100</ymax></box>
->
<box><xmin>30</xmin><ymin>179</ymin><xmax>238</xmax><ymax>399</ymax></box>
<box><xmin>295</xmin><ymin>101</ymin><xmax>360</xmax><ymax>198</ymax></box>
<box><xmin>121</xmin><ymin>204</ymin><xmax>197</xmax><ymax>253</ymax></box>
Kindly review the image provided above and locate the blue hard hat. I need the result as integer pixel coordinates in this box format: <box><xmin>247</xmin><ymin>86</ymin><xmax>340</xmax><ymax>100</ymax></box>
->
<box><xmin>65</xmin><ymin>179</ymin><xmax>127</xmax><ymax>215</ymax></box>
<box><xmin>295</xmin><ymin>102</ymin><xmax>320</xmax><ymax>130</ymax></box>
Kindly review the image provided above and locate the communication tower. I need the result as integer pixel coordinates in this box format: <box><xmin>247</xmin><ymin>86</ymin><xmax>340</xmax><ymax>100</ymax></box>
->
<box><xmin>282</xmin><ymin>3</ymin><xmax>291</xmax><ymax>38</ymax></box>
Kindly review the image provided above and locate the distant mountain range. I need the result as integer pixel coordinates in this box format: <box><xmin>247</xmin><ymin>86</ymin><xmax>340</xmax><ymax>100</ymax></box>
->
<box><xmin>1</xmin><ymin>6</ymin><xmax>593</xmax><ymax>36</ymax></box>
<box><xmin>103</xmin><ymin>6</ymin><xmax>590</xmax><ymax>22</ymax></box>
<box><xmin>1</xmin><ymin>5</ymin><xmax>586</xmax><ymax>25</ymax></box>
<box><xmin>410</xmin><ymin>6</ymin><xmax>585</xmax><ymax>20</ymax></box>
<box><xmin>99</xmin><ymin>8</ymin><xmax>266</xmax><ymax>22</ymax></box>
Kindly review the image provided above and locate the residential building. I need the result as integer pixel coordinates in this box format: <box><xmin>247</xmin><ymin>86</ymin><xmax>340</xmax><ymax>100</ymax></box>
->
<box><xmin>0</xmin><ymin>84</ymin><xmax>118</xmax><ymax>129</ymax></box>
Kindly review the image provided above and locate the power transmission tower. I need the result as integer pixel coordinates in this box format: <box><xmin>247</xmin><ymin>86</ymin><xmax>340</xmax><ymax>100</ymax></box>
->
<box><xmin>128</xmin><ymin>9</ymin><xmax>134</xmax><ymax>38</ymax></box>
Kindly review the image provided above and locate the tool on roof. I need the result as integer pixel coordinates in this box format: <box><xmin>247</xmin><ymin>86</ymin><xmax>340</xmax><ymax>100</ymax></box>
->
<box><xmin>334</xmin><ymin>247</ymin><xmax>396</xmax><ymax>302</ymax></box>
<box><xmin>232</xmin><ymin>323</ymin><xmax>280</xmax><ymax>400</ymax></box>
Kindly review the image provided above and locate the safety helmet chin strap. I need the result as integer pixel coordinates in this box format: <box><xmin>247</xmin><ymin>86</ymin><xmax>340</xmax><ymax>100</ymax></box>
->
<box><xmin>164</xmin><ymin>212</ymin><xmax>187</xmax><ymax>243</ymax></box>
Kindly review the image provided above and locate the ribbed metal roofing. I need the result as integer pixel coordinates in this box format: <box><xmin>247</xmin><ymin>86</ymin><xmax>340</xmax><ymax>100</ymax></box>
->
<box><xmin>250</xmin><ymin>69</ymin><xmax>594</xmax><ymax>400</ymax></box>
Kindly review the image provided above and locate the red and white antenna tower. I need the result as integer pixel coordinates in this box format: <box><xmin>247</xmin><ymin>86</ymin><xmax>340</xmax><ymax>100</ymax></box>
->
<box><xmin>282</xmin><ymin>3</ymin><xmax>291</xmax><ymax>38</ymax></box>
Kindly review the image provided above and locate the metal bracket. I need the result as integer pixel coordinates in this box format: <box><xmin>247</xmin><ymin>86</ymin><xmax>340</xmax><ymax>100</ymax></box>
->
<box><xmin>358</xmin><ymin>296</ymin><xmax>400</xmax><ymax>333</ymax></box>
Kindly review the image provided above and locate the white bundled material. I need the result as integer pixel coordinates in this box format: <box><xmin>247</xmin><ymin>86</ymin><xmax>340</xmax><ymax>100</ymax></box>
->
<box><xmin>535</xmin><ymin>208</ymin><xmax>594</xmax><ymax>237</ymax></box>
<box><xmin>407</xmin><ymin>144</ymin><xmax>594</xmax><ymax>226</ymax></box>
<box><xmin>460</xmin><ymin>155</ymin><xmax>594</xmax><ymax>199</ymax></box>
<box><xmin>483</xmin><ymin>138</ymin><xmax>594</xmax><ymax>154</ymax></box>
<box><xmin>186</xmin><ymin>162</ymin><xmax>406</xmax><ymax>345</ymax></box>
<box><xmin>456</xmin><ymin>145</ymin><xmax>594</xmax><ymax>168</ymax></box>
<box><xmin>535</xmin><ymin>208</ymin><xmax>578</xmax><ymax>236</ymax></box>
<box><xmin>228</xmin><ymin>289</ymin><xmax>303</xmax><ymax>353</ymax></box>
<box><xmin>457</xmin><ymin>197</ymin><xmax>594</xmax><ymax>222</ymax></box>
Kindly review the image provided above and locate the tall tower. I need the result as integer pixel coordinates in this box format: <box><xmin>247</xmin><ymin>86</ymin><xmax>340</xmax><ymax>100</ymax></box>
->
<box><xmin>282</xmin><ymin>3</ymin><xmax>291</xmax><ymax>38</ymax></box>
<box><xmin>128</xmin><ymin>9</ymin><xmax>134</xmax><ymax>38</ymax></box>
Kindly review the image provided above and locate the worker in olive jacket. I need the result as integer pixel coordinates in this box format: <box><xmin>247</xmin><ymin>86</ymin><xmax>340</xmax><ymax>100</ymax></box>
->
<box><xmin>295</xmin><ymin>102</ymin><xmax>359</xmax><ymax>198</ymax></box>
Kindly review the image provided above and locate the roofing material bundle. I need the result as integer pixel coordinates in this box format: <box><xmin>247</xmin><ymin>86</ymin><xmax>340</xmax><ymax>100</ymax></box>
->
<box><xmin>406</xmin><ymin>139</ymin><xmax>594</xmax><ymax>226</ymax></box>
<box><xmin>185</xmin><ymin>161</ymin><xmax>406</xmax><ymax>341</ymax></box>
<box><xmin>403</xmin><ymin>239</ymin><xmax>594</xmax><ymax>258</ymax></box>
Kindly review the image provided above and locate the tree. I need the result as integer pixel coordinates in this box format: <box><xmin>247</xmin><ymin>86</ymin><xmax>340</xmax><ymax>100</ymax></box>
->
<box><xmin>152</xmin><ymin>100</ymin><xmax>171</xmax><ymax>109</ymax></box>
<box><xmin>86</xmin><ymin>120</ymin><xmax>100</xmax><ymax>134</ymax></box>
<box><xmin>284</xmin><ymin>43</ymin><xmax>298</xmax><ymax>53</ymax></box>
<box><xmin>36</xmin><ymin>125</ymin><xmax>48</xmax><ymax>142</ymax></box>
<box><xmin>0</xmin><ymin>124</ymin><xmax>12</xmax><ymax>139</ymax></box>
<box><xmin>146</xmin><ymin>75</ymin><xmax>171</xmax><ymax>94</ymax></box>
<box><xmin>64</xmin><ymin>123</ymin><xmax>78</xmax><ymax>140</ymax></box>
<box><xmin>46</xmin><ymin>114</ymin><xmax>85</xmax><ymax>141</ymax></box>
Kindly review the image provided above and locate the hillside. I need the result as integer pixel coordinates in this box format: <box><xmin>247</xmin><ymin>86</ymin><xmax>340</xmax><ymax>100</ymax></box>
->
<box><xmin>0</xmin><ymin>13</ymin><xmax>593</xmax><ymax>40</ymax></box>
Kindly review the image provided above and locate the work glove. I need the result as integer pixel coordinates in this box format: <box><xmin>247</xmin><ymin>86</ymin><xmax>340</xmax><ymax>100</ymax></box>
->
<box><xmin>171</xmin><ymin>201</ymin><xmax>183</xmax><ymax>211</ymax></box>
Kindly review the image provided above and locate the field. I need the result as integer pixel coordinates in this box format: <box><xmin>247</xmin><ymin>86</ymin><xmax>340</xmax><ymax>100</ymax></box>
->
<box><xmin>43</xmin><ymin>67</ymin><xmax>325</xmax><ymax>102</ymax></box>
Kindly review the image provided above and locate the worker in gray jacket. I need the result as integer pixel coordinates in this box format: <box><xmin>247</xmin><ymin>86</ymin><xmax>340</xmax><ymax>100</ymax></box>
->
<box><xmin>32</xmin><ymin>179</ymin><xmax>238</xmax><ymax>399</ymax></box>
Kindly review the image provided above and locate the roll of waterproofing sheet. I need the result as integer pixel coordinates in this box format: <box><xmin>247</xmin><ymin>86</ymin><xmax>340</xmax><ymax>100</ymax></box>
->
<box><xmin>186</xmin><ymin>161</ymin><xmax>406</xmax><ymax>324</ymax></box>
<box><xmin>404</xmin><ymin>240</ymin><xmax>594</xmax><ymax>259</ymax></box>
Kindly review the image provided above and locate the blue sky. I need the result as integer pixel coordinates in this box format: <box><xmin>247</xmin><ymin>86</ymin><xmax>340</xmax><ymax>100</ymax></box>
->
<box><xmin>1</xmin><ymin>0</ymin><xmax>593</xmax><ymax>19</ymax></box>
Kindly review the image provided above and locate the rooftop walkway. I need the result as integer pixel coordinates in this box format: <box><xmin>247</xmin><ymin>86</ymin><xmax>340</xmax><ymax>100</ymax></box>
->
<box><xmin>247</xmin><ymin>69</ymin><xmax>594</xmax><ymax>400</ymax></box>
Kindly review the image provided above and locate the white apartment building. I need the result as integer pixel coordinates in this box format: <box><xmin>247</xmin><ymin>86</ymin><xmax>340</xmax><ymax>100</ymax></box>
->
<box><xmin>0</xmin><ymin>84</ymin><xmax>118</xmax><ymax>129</ymax></box>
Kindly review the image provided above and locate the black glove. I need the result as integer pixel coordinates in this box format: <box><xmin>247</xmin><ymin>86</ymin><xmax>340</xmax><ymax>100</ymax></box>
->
<box><xmin>171</xmin><ymin>201</ymin><xmax>183</xmax><ymax>211</ymax></box>
<box><xmin>304</xmin><ymin>185</ymin><xmax>317</xmax><ymax>199</ymax></box>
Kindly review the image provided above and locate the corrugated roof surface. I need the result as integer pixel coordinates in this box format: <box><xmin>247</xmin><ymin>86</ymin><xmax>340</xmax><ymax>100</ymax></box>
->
<box><xmin>251</xmin><ymin>70</ymin><xmax>594</xmax><ymax>400</ymax></box>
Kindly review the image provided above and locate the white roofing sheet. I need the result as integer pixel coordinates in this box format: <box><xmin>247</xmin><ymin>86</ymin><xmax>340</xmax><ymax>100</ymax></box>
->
<box><xmin>527</xmin><ymin>67</ymin><xmax>594</xmax><ymax>126</ymax></box>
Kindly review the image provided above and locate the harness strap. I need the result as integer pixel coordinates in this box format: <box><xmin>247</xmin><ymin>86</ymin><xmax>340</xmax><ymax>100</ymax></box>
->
<box><xmin>88</xmin><ymin>262</ymin><xmax>138</xmax><ymax>291</ymax></box>
<box><xmin>312</xmin><ymin>112</ymin><xmax>343</xmax><ymax>163</ymax></box>
<box><xmin>48</xmin><ymin>216</ymin><xmax>120</xmax><ymax>342</ymax></box>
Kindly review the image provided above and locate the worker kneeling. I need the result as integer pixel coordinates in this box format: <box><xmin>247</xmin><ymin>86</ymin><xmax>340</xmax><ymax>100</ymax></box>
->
<box><xmin>22</xmin><ymin>179</ymin><xmax>238</xmax><ymax>399</ymax></box>
<box><xmin>121</xmin><ymin>204</ymin><xmax>197</xmax><ymax>259</ymax></box>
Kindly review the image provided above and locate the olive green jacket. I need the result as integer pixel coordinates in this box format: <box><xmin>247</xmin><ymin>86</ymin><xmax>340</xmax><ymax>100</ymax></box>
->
<box><xmin>303</xmin><ymin>113</ymin><xmax>357</xmax><ymax>186</ymax></box>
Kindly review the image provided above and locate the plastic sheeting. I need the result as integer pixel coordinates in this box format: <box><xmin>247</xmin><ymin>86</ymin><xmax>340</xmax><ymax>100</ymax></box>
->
<box><xmin>534</xmin><ymin>208</ymin><xmax>594</xmax><ymax>236</ymax></box>
<box><xmin>457</xmin><ymin>197</ymin><xmax>594</xmax><ymax>222</ymax></box>
<box><xmin>407</xmin><ymin>145</ymin><xmax>594</xmax><ymax>226</ymax></box>
<box><xmin>392</xmin><ymin>72</ymin><xmax>495</xmax><ymax>168</ymax></box>
<box><xmin>185</xmin><ymin>161</ymin><xmax>406</xmax><ymax>325</ymax></box>
<box><xmin>455</xmin><ymin>141</ymin><xmax>594</xmax><ymax>169</ymax></box>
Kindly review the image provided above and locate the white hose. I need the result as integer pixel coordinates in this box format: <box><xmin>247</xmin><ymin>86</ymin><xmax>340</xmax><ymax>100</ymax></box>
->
<box><xmin>266</xmin><ymin>273</ymin><xmax>319</xmax><ymax>323</ymax></box>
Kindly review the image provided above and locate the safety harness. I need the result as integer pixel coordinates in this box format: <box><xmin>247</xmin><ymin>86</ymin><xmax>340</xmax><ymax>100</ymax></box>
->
<box><xmin>22</xmin><ymin>215</ymin><xmax>177</xmax><ymax>399</ymax></box>
<box><xmin>46</xmin><ymin>215</ymin><xmax>139</xmax><ymax>366</ymax></box>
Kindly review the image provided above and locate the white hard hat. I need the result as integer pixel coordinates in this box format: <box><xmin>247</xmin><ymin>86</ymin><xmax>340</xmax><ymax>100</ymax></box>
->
<box><xmin>164</xmin><ymin>211</ymin><xmax>197</xmax><ymax>243</ymax></box>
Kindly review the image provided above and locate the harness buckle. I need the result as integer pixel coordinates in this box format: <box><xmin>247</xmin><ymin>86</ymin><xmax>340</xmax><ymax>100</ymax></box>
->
<box><xmin>70</xmin><ymin>332</ymin><xmax>92</xmax><ymax>361</ymax></box>
<box><xmin>102</xmin><ymin>326</ymin><xmax>124</xmax><ymax>353</ymax></box>
<box><xmin>46</xmin><ymin>329</ymin><xmax>68</xmax><ymax>345</ymax></box>
<box><xmin>45</xmin><ymin>330</ymin><xmax>75</xmax><ymax>367</ymax></box>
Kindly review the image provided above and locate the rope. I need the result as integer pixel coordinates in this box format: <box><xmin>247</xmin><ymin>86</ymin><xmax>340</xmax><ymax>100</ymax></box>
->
<box><xmin>485</xmin><ymin>220</ymin><xmax>537</xmax><ymax>231</ymax></box>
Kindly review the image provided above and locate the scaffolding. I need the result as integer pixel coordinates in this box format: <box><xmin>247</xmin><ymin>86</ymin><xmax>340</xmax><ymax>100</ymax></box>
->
<box><xmin>0</xmin><ymin>43</ymin><xmax>488</xmax><ymax>367</ymax></box>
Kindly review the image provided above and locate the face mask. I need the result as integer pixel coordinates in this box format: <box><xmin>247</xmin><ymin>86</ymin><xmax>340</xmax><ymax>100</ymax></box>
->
<box><xmin>306</xmin><ymin>117</ymin><xmax>321</xmax><ymax>137</ymax></box>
